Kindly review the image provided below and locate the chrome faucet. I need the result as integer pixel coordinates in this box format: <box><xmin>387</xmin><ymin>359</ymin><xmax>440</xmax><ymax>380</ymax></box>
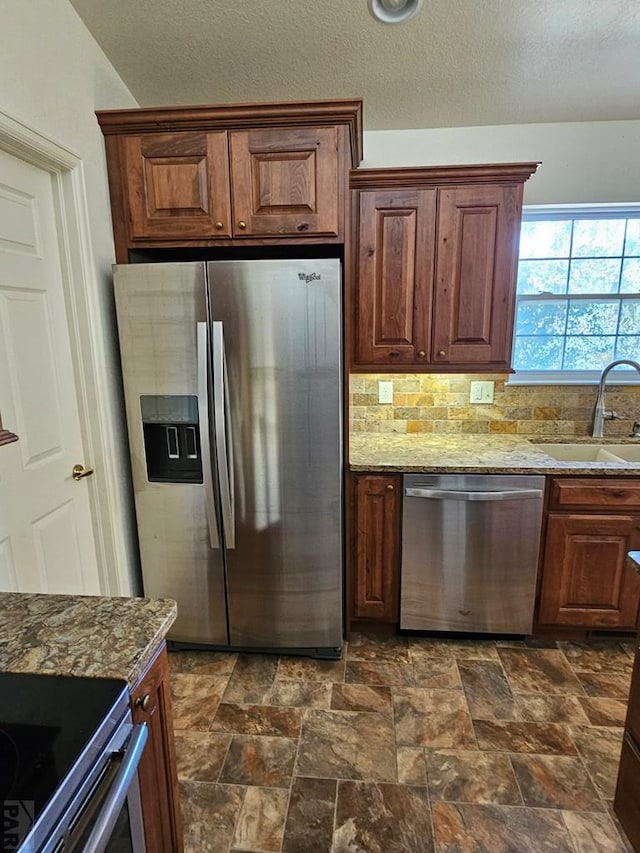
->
<box><xmin>592</xmin><ymin>359</ymin><xmax>640</xmax><ymax>438</ymax></box>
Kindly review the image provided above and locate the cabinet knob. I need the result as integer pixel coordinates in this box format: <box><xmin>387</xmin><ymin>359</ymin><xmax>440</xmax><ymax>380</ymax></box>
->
<box><xmin>417</xmin><ymin>351</ymin><xmax>426</xmax><ymax>358</ymax></box>
<box><xmin>386</xmin><ymin>484</ymin><xmax>394</xmax><ymax>491</ymax></box>
<box><xmin>134</xmin><ymin>693</ymin><xmax>151</xmax><ymax>712</ymax></box>
<box><xmin>437</xmin><ymin>350</ymin><xmax>446</xmax><ymax>357</ymax></box>
<box><xmin>237</xmin><ymin>221</ymin><xmax>247</xmax><ymax>230</ymax></box>
<box><xmin>215</xmin><ymin>221</ymin><xmax>224</xmax><ymax>230</ymax></box>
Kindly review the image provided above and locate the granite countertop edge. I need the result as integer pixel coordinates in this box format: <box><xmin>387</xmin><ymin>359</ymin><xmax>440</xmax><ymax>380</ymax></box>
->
<box><xmin>0</xmin><ymin>592</ymin><xmax>178</xmax><ymax>688</ymax></box>
<box><xmin>349</xmin><ymin>433</ymin><xmax>640</xmax><ymax>476</ymax></box>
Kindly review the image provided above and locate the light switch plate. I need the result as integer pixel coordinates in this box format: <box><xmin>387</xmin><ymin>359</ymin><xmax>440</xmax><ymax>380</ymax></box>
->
<box><xmin>470</xmin><ymin>380</ymin><xmax>495</xmax><ymax>404</ymax></box>
<box><xmin>378</xmin><ymin>380</ymin><xmax>394</xmax><ymax>404</ymax></box>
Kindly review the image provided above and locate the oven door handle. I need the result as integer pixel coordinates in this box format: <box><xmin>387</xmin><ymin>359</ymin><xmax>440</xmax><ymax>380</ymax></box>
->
<box><xmin>81</xmin><ymin>723</ymin><xmax>148</xmax><ymax>853</ymax></box>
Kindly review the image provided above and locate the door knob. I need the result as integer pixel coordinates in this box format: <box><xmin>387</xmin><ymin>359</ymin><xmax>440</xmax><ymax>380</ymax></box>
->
<box><xmin>72</xmin><ymin>464</ymin><xmax>94</xmax><ymax>481</ymax></box>
<box><xmin>237</xmin><ymin>221</ymin><xmax>247</xmax><ymax>230</ymax></box>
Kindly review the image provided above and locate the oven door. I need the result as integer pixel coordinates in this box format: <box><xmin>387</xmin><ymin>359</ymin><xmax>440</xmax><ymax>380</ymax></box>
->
<box><xmin>39</xmin><ymin>713</ymin><xmax>148</xmax><ymax>853</ymax></box>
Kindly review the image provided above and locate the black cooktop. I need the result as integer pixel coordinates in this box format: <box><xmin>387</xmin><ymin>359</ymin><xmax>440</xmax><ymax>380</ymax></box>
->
<box><xmin>0</xmin><ymin>672</ymin><xmax>128</xmax><ymax>825</ymax></box>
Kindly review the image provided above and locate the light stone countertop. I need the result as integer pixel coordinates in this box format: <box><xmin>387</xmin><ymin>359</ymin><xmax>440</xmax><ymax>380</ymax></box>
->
<box><xmin>349</xmin><ymin>433</ymin><xmax>640</xmax><ymax>475</ymax></box>
<box><xmin>0</xmin><ymin>592</ymin><xmax>177</xmax><ymax>687</ymax></box>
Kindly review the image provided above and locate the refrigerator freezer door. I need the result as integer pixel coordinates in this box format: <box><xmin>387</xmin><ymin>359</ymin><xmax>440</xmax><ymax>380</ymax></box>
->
<box><xmin>114</xmin><ymin>263</ymin><xmax>229</xmax><ymax>645</ymax></box>
<box><xmin>207</xmin><ymin>259</ymin><xmax>343</xmax><ymax>650</ymax></box>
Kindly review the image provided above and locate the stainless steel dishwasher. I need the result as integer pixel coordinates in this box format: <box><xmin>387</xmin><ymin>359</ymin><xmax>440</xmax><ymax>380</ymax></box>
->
<box><xmin>400</xmin><ymin>473</ymin><xmax>545</xmax><ymax>634</ymax></box>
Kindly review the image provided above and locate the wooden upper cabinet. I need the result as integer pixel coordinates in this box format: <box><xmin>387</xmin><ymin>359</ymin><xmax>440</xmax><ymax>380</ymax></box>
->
<box><xmin>350</xmin><ymin>163</ymin><xmax>538</xmax><ymax>371</ymax></box>
<box><xmin>96</xmin><ymin>100</ymin><xmax>363</xmax><ymax>261</ymax></box>
<box><xmin>229</xmin><ymin>126</ymin><xmax>339</xmax><ymax>237</ymax></box>
<box><xmin>431</xmin><ymin>183</ymin><xmax>521</xmax><ymax>367</ymax></box>
<box><xmin>123</xmin><ymin>131</ymin><xmax>232</xmax><ymax>239</ymax></box>
<box><xmin>354</xmin><ymin>188</ymin><xmax>436</xmax><ymax>365</ymax></box>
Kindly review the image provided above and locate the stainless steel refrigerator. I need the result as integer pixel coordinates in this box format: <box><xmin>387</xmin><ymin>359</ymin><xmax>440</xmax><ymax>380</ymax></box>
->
<box><xmin>113</xmin><ymin>259</ymin><xmax>343</xmax><ymax>657</ymax></box>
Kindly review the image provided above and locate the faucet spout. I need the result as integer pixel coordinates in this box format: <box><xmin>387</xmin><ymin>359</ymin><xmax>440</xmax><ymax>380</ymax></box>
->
<box><xmin>592</xmin><ymin>359</ymin><xmax>640</xmax><ymax>438</ymax></box>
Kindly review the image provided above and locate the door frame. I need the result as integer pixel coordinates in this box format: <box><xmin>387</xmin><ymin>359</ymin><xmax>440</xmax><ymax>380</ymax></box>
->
<box><xmin>0</xmin><ymin>108</ymin><xmax>134</xmax><ymax>595</ymax></box>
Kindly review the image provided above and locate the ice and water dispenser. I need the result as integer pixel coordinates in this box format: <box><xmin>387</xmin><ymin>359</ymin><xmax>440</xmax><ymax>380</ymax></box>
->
<box><xmin>140</xmin><ymin>395</ymin><xmax>203</xmax><ymax>484</ymax></box>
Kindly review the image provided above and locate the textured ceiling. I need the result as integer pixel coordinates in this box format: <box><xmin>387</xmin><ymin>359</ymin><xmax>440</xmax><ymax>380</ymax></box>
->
<box><xmin>69</xmin><ymin>0</ymin><xmax>640</xmax><ymax>130</ymax></box>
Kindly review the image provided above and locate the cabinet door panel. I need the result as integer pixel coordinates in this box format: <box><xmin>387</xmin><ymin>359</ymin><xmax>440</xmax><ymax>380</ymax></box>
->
<box><xmin>229</xmin><ymin>127</ymin><xmax>339</xmax><ymax>236</ymax></box>
<box><xmin>614</xmin><ymin>617</ymin><xmax>640</xmax><ymax>846</ymax></box>
<box><xmin>615</xmin><ymin>734</ymin><xmax>640</xmax><ymax>853</ymax></box>
<box><xmin>123</xmin><ymin>131</ymin><xmax>231</xmax><ymax>239</ymax></box>
<box><xmin>432</xmin><ymin>183</ymin><xmax>522</xmax><ymax>366</ymax></box>
<box><xmin>355</xmin><ymin>189</ymin><xmax>436</xmax><ymax>365</ymax></box>
<box><xmin>353</xmin><ymin>474</ymin><xmax>401</xmax><ymax>621</ymax></box>
<box><xmin>624</xmin><ymin>645</ymin><xmax>640</xmax><ymax>746</ymax></box>
<box><xmin>539</xmin><ymin>513</ymin><xmax>640</xmax><ymax>628</ymax></box>
<box><xmin>131</xmin><ymin>643</ymin><xmax>183</xmax><ymax>853</ymax></box>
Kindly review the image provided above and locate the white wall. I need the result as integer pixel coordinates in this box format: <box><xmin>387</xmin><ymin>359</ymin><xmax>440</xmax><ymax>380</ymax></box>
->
<box><xmin>362</xmin><ymin>120</ymin><xmax>640</xmax><ymax>205</ymax></box>
<box><xmin>1</xmin><ymin>0</ymin><xmax>140</xmax><ymax>593</ymax></box>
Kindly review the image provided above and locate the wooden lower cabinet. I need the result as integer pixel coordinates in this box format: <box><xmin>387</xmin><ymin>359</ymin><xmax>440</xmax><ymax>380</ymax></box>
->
<box><xmin>625</xmin><ymin>639</ymin><xmax>640</xmax><ymax>747</ymax></box>
<box><xmin>614</xmin><ymin>736</ymin><xmax>640</xmax><ymax>850</ymax></box>
<box><xmin>130</xmin><ymin>642</ymin><xmax>183</xmax><ymax>852</ymax></box>
<box><xmin>352</xmin><ymin>473</ymin><xmax>401</xmax><ymax>622</ymax></box>
<box><xmin>538</xmin><ymin>479</ymin><xmax>640</xmax><ymax>630</ymax></box>
<box><xmin>615</xmin><ymin>636</ymin><xmax>640</xmax><ymax>850</ymax></box>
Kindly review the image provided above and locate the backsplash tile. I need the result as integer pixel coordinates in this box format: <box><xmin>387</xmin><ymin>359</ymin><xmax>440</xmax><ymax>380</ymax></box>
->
<box><xmin>349</xmin><ymin>374</ymin><xmax>640</xmax><ymax>437</ymax></box>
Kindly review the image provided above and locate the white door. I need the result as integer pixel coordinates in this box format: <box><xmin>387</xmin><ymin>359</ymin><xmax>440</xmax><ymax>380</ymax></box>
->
<box><xmin>0</xmin><ymin>148</ymin><xmax>101</xmax><ymax>594</ymax></box>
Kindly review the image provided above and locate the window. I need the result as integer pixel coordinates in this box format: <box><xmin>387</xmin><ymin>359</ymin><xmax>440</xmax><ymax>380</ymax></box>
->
<box><xmin>511</xmin><ymin>208</ymin><xmax>640</xmax><ymax>384</ymax></box>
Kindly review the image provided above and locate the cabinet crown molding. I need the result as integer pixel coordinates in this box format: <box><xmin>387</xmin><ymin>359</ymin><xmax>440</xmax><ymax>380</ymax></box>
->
<box><xmin>350</xmin><ymin>162</ymin><xmax>540</xmax><ymax>189</ymax></box>
<box><xmin>97</xmin><ymin>98</ymin><xmax>364</xmax><ymax>167</ymax></box>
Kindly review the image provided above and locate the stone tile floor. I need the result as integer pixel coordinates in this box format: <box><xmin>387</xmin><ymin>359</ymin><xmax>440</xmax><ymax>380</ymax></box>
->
<box><xmin>168</xmin><ymin>635</ymin><xmax>636</xmax><ymax>852</ymax></box>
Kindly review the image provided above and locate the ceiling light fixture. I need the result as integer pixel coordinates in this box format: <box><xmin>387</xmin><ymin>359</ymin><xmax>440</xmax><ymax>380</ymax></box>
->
<box><xmin>368</xmin><ymin>0</ymin><xmax>424</xmax><ymax>24</ymax></box>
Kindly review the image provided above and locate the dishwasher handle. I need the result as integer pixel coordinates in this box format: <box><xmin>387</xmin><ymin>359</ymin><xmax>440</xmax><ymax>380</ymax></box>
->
<box><xmin>405</xmin><ymin>487</ymin><xmax>543</xmax><ymax>502</ymax></box>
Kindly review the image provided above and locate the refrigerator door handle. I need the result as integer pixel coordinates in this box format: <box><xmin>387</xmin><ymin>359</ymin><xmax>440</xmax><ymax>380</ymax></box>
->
<box><xmin>197</xmin><ymin>322</ymin><xmax>221</xmax><ymax>549</ymax></box>
<box><xmin>212</xmin><ymin>321</ymin><xmax>235</xmax><ymax>549</ymax></box>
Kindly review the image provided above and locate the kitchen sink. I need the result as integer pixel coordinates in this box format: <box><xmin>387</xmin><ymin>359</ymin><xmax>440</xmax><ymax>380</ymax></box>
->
<box><xmin>608</xmin><ymin>445</ymin><xmax>640</xmax><ymax>462</ymax></box>
<box><xmin>533</xmin><ymin>443</ymin><xmax>640</xmax><ymax>463</ymax></box>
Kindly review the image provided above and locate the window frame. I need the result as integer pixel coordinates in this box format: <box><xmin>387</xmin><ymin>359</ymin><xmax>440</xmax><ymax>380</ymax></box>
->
<box><xmin>509</xmin><ymin>204</ymin><xmax>640</xmax><ymax>386</ymax></box>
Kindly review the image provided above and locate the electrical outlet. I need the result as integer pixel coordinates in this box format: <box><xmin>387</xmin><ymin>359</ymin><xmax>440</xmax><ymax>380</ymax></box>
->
<box><xmin>378</xmin><ymin>380</ymin><xmax>394</xmax><ymax>404</ymax></box>
<box><xmin>470</xmin><ymin>380</ymin><xmax>495</xmax><ymax>404</ymax></box>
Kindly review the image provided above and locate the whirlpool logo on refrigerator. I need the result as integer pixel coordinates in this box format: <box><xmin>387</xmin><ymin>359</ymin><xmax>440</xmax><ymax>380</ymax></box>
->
<box><xmin>298</xmin><ymin>272</ymin><xmax>322</xmax><ymax>283</ymax></box>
